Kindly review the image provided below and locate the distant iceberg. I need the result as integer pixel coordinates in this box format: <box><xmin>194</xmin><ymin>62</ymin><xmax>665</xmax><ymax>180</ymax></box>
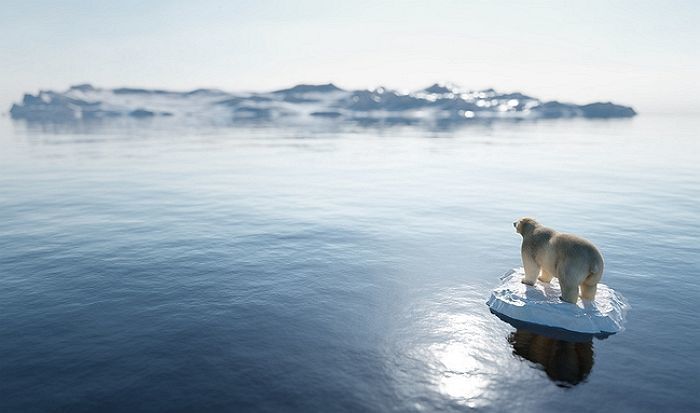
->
<box><xmin>9</xmin><ymin>83</ymin><xmax>636</xmax><ymax>124</ymax></box>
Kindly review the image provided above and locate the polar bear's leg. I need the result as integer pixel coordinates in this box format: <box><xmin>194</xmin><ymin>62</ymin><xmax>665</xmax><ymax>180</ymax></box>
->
<box><xmin>538</xmin><ymin>269</ymin><xmax>553</xmax><ymax>283</ymax></box>
<box><xmin>580</xmin><ymin>283</ymin><xmax>597</xmax><ymax>300</ymax></box>
<box><xmin>557</xmin><ymin>263</ymin><xmax>580</xmax><ymax>304</ymax></box>
<box><xmin>521</xmin><ymin>253</ymin><xmax>540</xmax><ymax>286</ymax></box>
<box><xmin>560</xmin><ymin>279</ymin><xmax>579</xmax><ymax>304</ymax></box>
<box><xmin>580</xmin><ymin>273</ymin><xmax>600</xmax><ymax>300</ymax></box>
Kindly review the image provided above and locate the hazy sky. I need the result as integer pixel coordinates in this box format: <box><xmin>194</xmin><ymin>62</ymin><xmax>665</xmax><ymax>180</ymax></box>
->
<box><xmin>1</xmin><ymin>0</ymin><xmax>698</xmax><ymax>113</ymax></box>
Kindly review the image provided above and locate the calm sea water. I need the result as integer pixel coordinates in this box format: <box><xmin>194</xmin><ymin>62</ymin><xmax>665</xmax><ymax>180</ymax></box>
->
<box><xmin>1</xmin><ymin>115</ymin><xmax>698</xmax><ymax>412</ymax></box>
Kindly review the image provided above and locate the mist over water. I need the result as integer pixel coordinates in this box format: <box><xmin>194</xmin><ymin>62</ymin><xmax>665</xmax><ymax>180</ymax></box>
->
<box><xmin>1</xmin><ymin>115</ymin><xmax>698</xmax><ymax>412</ymax></box>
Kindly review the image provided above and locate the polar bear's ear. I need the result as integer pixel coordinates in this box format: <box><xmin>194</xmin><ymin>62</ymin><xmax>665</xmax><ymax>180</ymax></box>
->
<box><xmin>518</xmin><ymin>217</ymin><xmax>538</xmax><ymax>235</ymax></box>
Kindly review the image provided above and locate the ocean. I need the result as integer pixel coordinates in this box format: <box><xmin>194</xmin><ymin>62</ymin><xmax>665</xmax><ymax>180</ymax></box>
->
<box><xmin>1</xmin><ymin>114</ymin><xmax>698</xmax><ymax>412</ymax></box>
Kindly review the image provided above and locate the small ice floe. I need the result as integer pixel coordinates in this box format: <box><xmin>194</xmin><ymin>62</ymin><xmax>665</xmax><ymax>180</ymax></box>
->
<box><xmin>487</xmin><ymin>268</ymin><xmax>629</xmax><ymax>337</ymax></box>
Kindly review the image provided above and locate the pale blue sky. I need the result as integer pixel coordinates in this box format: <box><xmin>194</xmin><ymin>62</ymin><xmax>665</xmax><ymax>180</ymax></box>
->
<box><xmin>1</xmin><ymin>0</ymin><xmax>698</xmax><ymax>113</ymax></box>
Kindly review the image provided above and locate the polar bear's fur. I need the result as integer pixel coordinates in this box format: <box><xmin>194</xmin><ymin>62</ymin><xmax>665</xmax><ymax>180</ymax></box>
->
<box><xmin>514</xmin><ymin>217</ymin><xmax>604</xmax><ymax>304</ymax></box>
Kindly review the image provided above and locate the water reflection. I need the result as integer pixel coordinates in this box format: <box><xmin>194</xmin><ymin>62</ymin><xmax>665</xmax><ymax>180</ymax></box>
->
<box><xmin>429</xmin><ymin>333</ymin><xmax>494</xmax><ymax>406</ymax></box>
<box><xmin>10</xmin><ymin>115</ymin><xmax>541</xmax><ymax>137</ymax></box>
<box><xmin>390</xmin><ymin>288</ymin><xmax>507</xmax><ymax>411</ymax></box>
<box><xmin>508</xmin><ymin>329</ymin><xmax>594</xmax><ymax>387</ymax></box>
<box><xmin>490</xmin><ymin>311</ymin><xmax>598</xmax><ymax>387</ymax></box>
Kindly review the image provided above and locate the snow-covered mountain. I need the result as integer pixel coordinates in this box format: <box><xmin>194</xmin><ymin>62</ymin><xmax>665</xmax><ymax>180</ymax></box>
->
<box><xmin>10</xmin><ymin>83</ymin><xmax>636</xmax><ymax>124</ymax></box>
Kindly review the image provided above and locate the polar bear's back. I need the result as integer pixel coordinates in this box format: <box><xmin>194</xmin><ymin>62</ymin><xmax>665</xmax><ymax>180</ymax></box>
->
<box><xmin>551</xmin><ymin>232</ymin><xmax>604</xmax><ymax>276</ymax></box>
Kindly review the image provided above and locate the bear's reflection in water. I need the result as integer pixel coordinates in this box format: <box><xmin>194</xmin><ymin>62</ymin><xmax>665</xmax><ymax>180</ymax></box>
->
<box><xmin>509</xmin><ymin>329</ymin><xmax>594</xmax><ymax>387</ymax></box>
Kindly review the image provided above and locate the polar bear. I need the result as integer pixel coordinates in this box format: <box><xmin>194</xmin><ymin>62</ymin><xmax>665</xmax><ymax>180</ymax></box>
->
<box><xmin>514</xmin><ymin>217</ymin><xmax>604</xmax><ymax>304</ymax></box>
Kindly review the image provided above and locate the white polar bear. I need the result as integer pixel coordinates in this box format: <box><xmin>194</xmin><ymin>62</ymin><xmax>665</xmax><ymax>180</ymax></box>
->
<box><xmin>514</xmin><ymin>217</ymin><xmax>604</xmax><ymax>304</ymax></box>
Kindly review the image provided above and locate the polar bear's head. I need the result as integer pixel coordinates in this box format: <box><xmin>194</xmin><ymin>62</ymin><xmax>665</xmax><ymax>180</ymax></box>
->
<box><xmin>514</xmin><ymin>217</ymin><xmax>539</xmax><ymax>236</ymax></box>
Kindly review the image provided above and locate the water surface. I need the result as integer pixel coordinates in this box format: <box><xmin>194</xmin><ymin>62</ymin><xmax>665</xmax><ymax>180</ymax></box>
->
<box><xmin>1</xmin><ymin>115</ymin><xmax>698</xmax><ymax>412</ymax></box>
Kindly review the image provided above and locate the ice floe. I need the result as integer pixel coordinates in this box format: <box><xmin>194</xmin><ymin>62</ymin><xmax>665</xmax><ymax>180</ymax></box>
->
<box><xmin>487</xmin><ymin>268</ymin><xmax>629</xmax><ymax>337</ymax></box>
